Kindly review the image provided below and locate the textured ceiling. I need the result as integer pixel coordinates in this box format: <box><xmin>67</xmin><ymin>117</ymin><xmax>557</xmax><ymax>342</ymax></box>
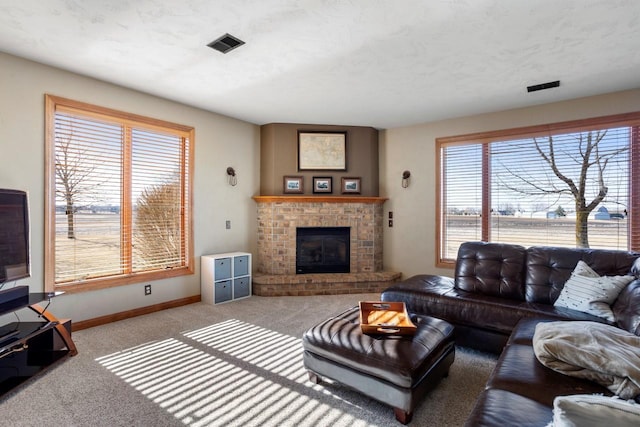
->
<box><xmin>0</xmin><ymin>0</ymin><xmax>639</xmax><ymax>129</ymax></box>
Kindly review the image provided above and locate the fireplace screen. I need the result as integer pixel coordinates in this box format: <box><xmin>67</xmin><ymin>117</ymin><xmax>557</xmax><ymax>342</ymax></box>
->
<box><xmin>296</xmin><ymin>227</ymin><xmax>350</xmax><ymax>274</ymax></box>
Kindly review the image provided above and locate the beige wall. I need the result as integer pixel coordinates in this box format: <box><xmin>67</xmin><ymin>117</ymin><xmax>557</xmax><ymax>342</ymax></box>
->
<box><xmin>0</xmin><ymin>52</ymin><xmax>260</xmax><ymax>322</ymax></box>
<box><xmin>260</xmin><ymin>123</ymin><xmax>379</xmax><ymax>196</ymax></box>
<box><xmin>380</xmin><ymin>89</ymin><xmax>640</xmax><ymax>279</ymax></box>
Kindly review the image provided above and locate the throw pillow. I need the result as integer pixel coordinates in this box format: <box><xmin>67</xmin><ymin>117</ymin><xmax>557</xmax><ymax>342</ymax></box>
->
<box><xmin>547</xmin><ymin>394</ymin><xmax>640</xmax><ymax>427</ymax></box>
<box><xmin>554</xmin><ymin>262</ymin><xmax>634</xmax><ymax>321</ymax></box>
<box><xmin>571</xmin><ymin>260</ymin><xmax>600</xmax><ymax>278</ymax></box>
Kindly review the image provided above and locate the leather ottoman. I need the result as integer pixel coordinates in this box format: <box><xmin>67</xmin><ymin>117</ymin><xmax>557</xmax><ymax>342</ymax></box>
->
<box><xmin>302</xmin><ymin>307</ymin><xmax>455</xmax><ymax>424</ymax></box>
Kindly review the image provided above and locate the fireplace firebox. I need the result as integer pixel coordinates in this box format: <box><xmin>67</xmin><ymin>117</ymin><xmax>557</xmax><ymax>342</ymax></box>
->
<box><xmin>296</xmin><ymin>227</ymin><xmax>350</xmax><ymax>274</ymax></box>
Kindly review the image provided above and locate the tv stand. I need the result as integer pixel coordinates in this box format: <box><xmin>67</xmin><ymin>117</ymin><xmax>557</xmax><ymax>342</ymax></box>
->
<box><xmin>0</xmin><ymin>292</ymin><xmax>77</xmax><ymax>397</ymax></box>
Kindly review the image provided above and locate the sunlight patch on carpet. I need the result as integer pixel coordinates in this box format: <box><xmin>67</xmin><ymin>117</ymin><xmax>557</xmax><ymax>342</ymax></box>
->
<box><xmin>184</xmin><ymin>319</ymin><xmax>306</xmax><ymax>381</ymax></box>
<box><xmin>96</xmin><ymin>320</ymin><xmax>380</xmax><ymax>427</ymax></box>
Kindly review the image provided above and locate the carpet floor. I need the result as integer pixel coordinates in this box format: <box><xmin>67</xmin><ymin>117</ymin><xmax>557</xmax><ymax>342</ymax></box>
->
<box><xmin>1</xmin><ymin>293</ymin><xmax>497</xmax><ymax>426</ymax></box>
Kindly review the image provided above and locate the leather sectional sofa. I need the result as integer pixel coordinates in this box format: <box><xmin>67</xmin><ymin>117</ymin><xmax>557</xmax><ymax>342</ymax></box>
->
<box><xmin>381</xmin><ymin>241</ymin><xmax>640</xmax><ymax>426</ymax></box>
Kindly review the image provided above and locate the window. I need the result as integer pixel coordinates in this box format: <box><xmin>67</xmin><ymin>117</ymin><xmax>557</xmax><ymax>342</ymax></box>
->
<box><xmin>437</xmin><ymin>112</ymin><xmax>640</xmax><ymax>267</ymax></box>
<box><xmin>45</xmin><ymin>95</ymin><xmax>194</xmax><ymax>292</ymax></box>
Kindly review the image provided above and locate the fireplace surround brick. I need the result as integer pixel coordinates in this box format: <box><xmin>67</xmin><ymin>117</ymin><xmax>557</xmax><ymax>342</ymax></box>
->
<box><xmin>252</xmin><ymin>196</ymin><xmax>400</xmax><ymax>296</ymax></box>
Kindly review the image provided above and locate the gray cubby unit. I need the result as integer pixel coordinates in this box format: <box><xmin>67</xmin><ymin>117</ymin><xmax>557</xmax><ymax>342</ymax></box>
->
<box><xmin>201</xmin><ymin>252</ymin><xmax>252</xmax><ymax>304</ymax></box>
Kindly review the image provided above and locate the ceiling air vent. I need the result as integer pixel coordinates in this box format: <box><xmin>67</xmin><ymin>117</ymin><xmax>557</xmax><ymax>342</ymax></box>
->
<box><xmin>207</xmin><ymin>33</ymin><xmax>245</xmax><ymax>54</ymax></box>
<box><xmin>527</xmin><ymin>80</ymin><xmax>560</xmax><ymax>93</ymax></box>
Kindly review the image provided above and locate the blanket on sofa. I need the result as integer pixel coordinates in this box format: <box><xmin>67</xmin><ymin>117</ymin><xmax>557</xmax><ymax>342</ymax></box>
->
<box><xmin>533</xmin><ymin>321</ymin><xmax>640</xmax><ymax>400</ymax></box>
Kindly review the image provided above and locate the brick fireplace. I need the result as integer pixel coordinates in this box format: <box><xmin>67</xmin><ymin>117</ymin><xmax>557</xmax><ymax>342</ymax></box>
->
<box><xmin>252</xmin><ymin>196</ymin><xmax>401</xmax><ymax>296</ymax></box>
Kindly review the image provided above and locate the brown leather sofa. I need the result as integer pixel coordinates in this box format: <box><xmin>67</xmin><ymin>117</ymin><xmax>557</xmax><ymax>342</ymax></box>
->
<box><xmin>381</xmin><ymin>241</ymin><xmax>640</xmax><ymax>426</ymax></box>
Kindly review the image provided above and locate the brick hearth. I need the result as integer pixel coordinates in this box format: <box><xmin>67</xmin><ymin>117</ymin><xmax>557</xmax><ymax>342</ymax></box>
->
<box><xmin>252</xmin><ymin>271</ymin><xmax>401</xmax><ymax>296</ymax></box>
<box><xmin>252</xmin><ymin>196</ymin><xmax>401</xmax><ymax>296</ymax></box>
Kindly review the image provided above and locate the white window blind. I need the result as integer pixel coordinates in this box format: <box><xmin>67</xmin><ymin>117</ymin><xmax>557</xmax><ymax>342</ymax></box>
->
<box><xmin>46</xmin><ymin>96</ymin><xmax>193</xmax><ymax>291</ymax></box>
<box><xmin>54</xmin><ymin>112</ymin><xmax>124</xmax><ymax>282</ymax></box>
<box><xmin>440</xmin><ymin>143</ymin><xmax>483</xmax><ymax>260</ymax></box>
<box><xmin>131</xmin><ymin>128</ymin><xmax>187</xmax><ymax>272</ymax></box>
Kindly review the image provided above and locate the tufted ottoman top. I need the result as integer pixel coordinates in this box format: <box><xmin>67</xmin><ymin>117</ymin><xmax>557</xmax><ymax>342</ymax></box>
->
<box><xmin>302</xmin><ymin>306</ymin><xmax>455</xmax><ymax>389</ymax></box>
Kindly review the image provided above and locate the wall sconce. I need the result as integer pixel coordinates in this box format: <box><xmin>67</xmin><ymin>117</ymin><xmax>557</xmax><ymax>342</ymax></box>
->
<box><xmin>226</xmin><ymin>167</ymin><xmax>237</xmax><ymax>186</ymax></box>
<box><xmin>402</xmin><ymin>170</ymin><xmax>411</xmax><ymax>188</ymax></box>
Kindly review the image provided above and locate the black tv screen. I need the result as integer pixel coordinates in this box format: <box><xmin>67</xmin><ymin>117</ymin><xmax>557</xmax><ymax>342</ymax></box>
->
<box><xmin>0</xmin><ymin>189</ymin><xmax>30</xmax><ymax>284</ymax></box>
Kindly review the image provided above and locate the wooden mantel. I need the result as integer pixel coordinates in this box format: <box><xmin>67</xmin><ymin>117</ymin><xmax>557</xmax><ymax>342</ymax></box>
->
<box><xmin>252</xmin><ymin>195</ymin><xmax>388</xmax><ymax>204</ymax></box>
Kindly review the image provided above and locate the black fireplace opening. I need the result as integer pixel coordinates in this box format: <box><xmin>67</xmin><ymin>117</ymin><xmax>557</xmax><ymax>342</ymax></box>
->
<box><xmin>296</xmin><ymin>227</ymin><xmax>350</xmax><ymax>274</ymax></box>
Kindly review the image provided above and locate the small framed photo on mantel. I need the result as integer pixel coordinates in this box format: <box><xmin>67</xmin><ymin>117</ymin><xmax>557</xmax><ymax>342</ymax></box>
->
<box><xmin>341</xmin><ymin>177</ymin><xmax>361</xmax><ymax>194</ymax></box>
<box><xmin>283</xmin><ymin>176</ymin><xmax>304</xmax><ymax>194</ymax></box>
<box><xmin>313</xmin><ymin>177</ymin><xmax>333</xmax><ymax>194</ymax></box>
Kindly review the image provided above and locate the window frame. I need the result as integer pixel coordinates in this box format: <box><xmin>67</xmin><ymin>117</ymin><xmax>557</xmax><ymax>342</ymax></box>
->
<box><xmin>436</xmin><ymin>111</ymin><xmax>640</xmax><ymax>268</ymax></box>
<box><xmin>44</xmin><ymin>94</ymin><xmax>195</xmax><ymax>293</ymax></box>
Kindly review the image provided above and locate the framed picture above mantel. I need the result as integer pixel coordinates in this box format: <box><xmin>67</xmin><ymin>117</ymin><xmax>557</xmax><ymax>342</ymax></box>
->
<box><xmin>298</xmin><ymin>131</ymin><xmax>347</xmax><ymax>171</ymax></box>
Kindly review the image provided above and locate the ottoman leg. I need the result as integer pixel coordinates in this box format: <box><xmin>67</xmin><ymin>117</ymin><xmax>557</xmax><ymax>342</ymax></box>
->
<box><xmin>394</xmin><ymin>407</ymin><xmax>413</xmax><ymax>425</ymax></box>
<box><xmin>308</xmin><ymin>371</ymin><xmax>321</xmax><ymax>384</ymax></box>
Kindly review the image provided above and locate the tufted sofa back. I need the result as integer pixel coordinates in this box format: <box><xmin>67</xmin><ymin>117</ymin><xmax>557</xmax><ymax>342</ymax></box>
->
<box><xmin>455</xmin><ymin>241</ymin><xmax>526</xmax><ymax>301</ymax></box>
<box><xmin>524</xmin><ymin>245</ymin><xmax>640</xmax><ymax>304</ymax></box>
<box><xmin>454</xmin><ymin>241</ymin><xmax>640</xmax><ymax>335</ymax></box>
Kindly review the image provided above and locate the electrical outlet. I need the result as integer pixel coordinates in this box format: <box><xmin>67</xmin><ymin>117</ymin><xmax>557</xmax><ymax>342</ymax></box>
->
<box><xmin>144</xmin><ymin>284</ymin><xmax>151</xmax><ymax>295</ymax></box>
<box><xmin>388</xmin><ymin>219</ymin><xmax>393</xmax><ymax>227</ymax></box>
<box><xmin>226</xmin><ymin>220</ymin><xmax>231</xmax><ymax>229</ymax></box>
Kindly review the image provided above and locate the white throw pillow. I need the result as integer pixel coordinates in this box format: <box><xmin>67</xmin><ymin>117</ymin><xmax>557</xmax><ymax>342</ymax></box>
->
<box><xmin>548</xmin><ymin>394</ymin><xmax>640</xmax><ymax>427</ymax></box>
<box><xmin>554</xmin><ymin>262</ymin><xmax>634</xmax><ymax>321</ymax></box>
<box><xmin>571</xmin><ymin>260</ymin><xmax>600</xmax><ymax>278</ymax></box>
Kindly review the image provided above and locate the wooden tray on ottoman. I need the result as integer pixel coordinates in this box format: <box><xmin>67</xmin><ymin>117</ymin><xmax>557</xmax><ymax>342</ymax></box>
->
<box><xmin>359</xmin><ymin>301</ymin><xmax>417</xmax><ymax>336</ymax></box>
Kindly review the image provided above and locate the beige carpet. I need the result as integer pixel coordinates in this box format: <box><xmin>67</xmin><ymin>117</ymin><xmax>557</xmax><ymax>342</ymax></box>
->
<box><xmin>1</xmin><ymin>293</ymin><xmax>496</xmax><ymax>426</ymax></box>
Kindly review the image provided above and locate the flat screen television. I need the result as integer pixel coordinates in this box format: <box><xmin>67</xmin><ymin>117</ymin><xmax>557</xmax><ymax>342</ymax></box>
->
<box><xmin>0</xmin><ymin>189</ymin><xmax>30</xmax><ymax>284</ymax></box>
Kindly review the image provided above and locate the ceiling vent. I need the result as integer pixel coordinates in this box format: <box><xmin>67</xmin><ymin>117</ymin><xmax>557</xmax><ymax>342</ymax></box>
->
<box><xmin>527</xmin><ymin>80</ymin><xmax>560</xmax><ymax>93</ymax></box>
<box><xmin>207</xmin><ymin>33</ymin><xmax>245</xmax><ymax>54</ymax></box>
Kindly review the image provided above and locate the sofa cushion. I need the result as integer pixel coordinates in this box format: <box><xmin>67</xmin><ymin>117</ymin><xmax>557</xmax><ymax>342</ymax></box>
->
<box><xmin>464</xmin><ymin>389</ymin><xmax>552</xmax><ymax>427</ymax></box>
<box><xmin>487</xmin><ymin>343</ymin><xmax>610</xmax><ymax>406</ymax></box>
<box><xmin>455</xmin><ymin>241</ymin><xmax>526</xmax><ymax>301</ymax></box>
<box><xmin>553</xmin><ymin>261</ymin><xmax>634</xmax><ymax>321</ymax></box>
<box><xmin>505</xmin><ymin>317</ymin><xmax>550</xmax><ymax>346</ymax></box>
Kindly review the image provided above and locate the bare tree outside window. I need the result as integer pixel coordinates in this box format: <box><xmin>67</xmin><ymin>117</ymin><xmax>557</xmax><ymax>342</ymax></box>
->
<box><xmin>55</xmin><ymin>129</ymin><xmax>104</xmax><ymax>239</ymax></box>
<box><xmin>497</xmin><ymin>130</ymin><xmax>629</xmax><ymax>248</ymax></box>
